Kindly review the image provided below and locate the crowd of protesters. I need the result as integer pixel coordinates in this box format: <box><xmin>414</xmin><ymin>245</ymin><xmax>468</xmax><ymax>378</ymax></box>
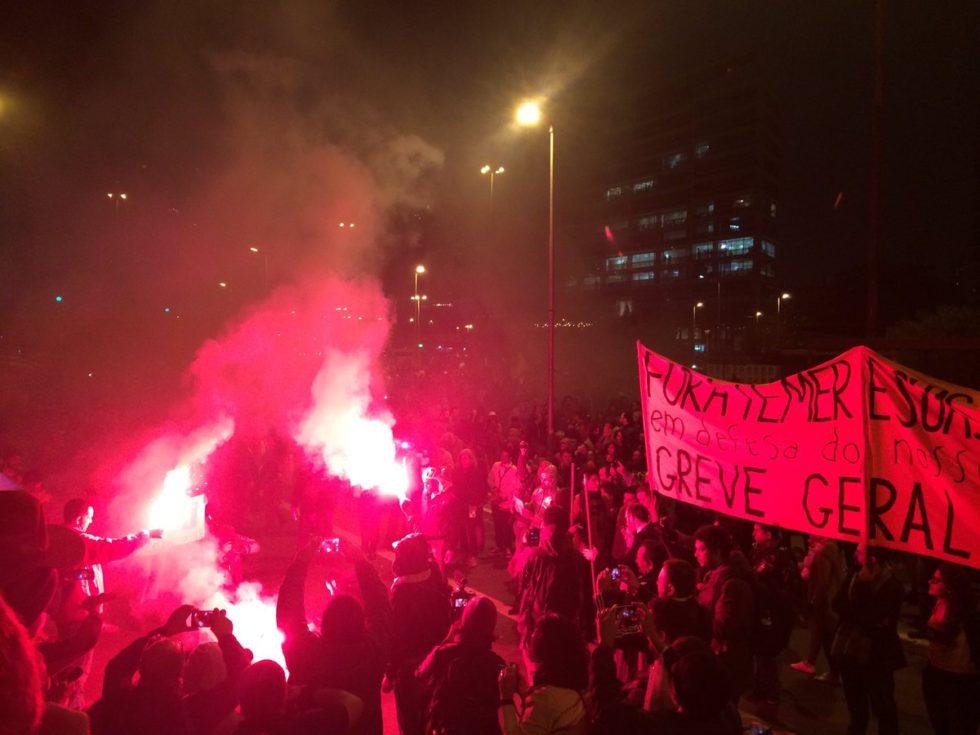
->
<box><xmin>2</xmin><ymin>395</ymin><xmax>980</xmax><ymax>735</ymax></box>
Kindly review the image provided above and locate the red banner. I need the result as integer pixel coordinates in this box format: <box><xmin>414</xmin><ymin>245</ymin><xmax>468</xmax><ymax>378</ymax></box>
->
<box><xmin>638</xmin><ymin>343</ymin><xmax>980</xmax><ymax>568</ymax></box>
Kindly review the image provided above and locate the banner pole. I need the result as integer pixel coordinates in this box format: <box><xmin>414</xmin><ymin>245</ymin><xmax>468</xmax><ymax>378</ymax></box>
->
<box><xmin>581</xmin><ymin>464</ymin><xmax>598</xmax><ymax>599</ymax></box>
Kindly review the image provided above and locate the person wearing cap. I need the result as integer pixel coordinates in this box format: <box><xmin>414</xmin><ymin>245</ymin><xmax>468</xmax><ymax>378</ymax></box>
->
<box><xmin>416</xmin><ymin>596</ymin><xmax>505</xmax><ymax>735</ymax></box>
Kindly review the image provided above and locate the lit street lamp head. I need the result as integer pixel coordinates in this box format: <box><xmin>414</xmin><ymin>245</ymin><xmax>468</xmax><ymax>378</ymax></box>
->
<box><xmin>480</xmin><ymin>165</ymin><xmax>491</xmax><ymax>174</ymax></box>
<box><xmin>516</xmin><ymin>100</ymin><xmax>542</xmax><ymax>126</ymax></box>
<box><xmin>415</xmin><ymin>265</ymin><xmax>426</xmax><ymax>274</ymax></box>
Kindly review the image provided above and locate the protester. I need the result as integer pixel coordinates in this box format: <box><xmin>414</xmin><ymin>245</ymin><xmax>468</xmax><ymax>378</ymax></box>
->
<box><xmin>921</xmin><ymin>563</ymin><xmax>980</xmax><ymax>735</ymax></box>
<box><xmin>0</xmin><ymin>595</ymin><xmax>45</xmax><ymax>735</ymax></box>
<box><xmin>452</xmin><ymin>449</ymin><xmax>486</xmax><ymax>565</ymax></box>
<box><xmin>416</xmin><ymin>596</ymin><xmax>504</xmax><ymax>735</ymax></box>
<box><xmin>516</xmin><ymin>506</ymin><xmax>594</xmax><ymax>651</ymax></box>
<box><xmin>232</xmin><ymin>659</ymin><xmax>360</xmax><ymax>735</ymax></box>
<box><xmin>276</xmin><ymin>540</ymin><xmax>390</xmax><ymax>735</ymax></box>
<box><xmin>388</xmin><ymin>533</ymin><xmax>451</xmax><ymax>735</ymax></box>
<box><xmin>498</xmin><ymin>615</ymin><xmax>589</xmax><ymax>735</ymax></box>
<box><xmin>832</xmin><ymin>544</ymin><xmax>905</xmax><ymax>735</ymax></box>
<box><xmin>622</xmin><ymin>504</ymin><xmax>661</xmax><ymax>570</ymax></box>
<box><xmin>790</xmin><ymin>535</ymin><xmax>845</xmax><ymax>682</ymax></box>
<box><xmin>89</xmin><ymin>605</ymin><xmax>249</xmax><ymax>735</ymax></box>
<box><xmin>487</xmin><ymin>449</ymin><xmax>519</xmax><ymax>556</ymax></box>
<box><xmin>57</xmin><ymin>498</ymin><xmax>163</xmax><ymax>708</ymax></box>
<box><xmin>749</xmin><ymin>523</ymin><xmax>798</xmax><ymax>704</ymax></box>
<box><xmin>693</xmin><ymin>524</ymin><xmax>754</xmax><ymax>700</ymax></box>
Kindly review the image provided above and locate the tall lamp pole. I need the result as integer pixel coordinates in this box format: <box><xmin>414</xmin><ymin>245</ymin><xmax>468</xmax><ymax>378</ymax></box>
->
<box><xmin>480</xmin><ymin>165</ymin><xmax>505</xmax><ymax>203</ymax></box>
<box><xmin>414</xmin><ymin>265</ymin><xmax>426</xmax><ymax>348</ymax></box>
<box><xmin>516</xmin><ymin>100</ymin><xmax>556</xmax><ymax>446</ymax></box>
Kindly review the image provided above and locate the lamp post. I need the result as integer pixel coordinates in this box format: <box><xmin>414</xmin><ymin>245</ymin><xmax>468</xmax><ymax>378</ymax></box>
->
<box><xmin>414</xmin><ymin>265</ymin><xmax>426</xmax><ymax>348</ymax></box>
<box><xmin>516</xmin><ymin>100</ymin><xmax>556</xmax><ymax>445</ymax></box>
<box><xmin>777</xmin><ymin>291</ymin><xmax>791</xmax><ymax>317</ymax></box>
<box><xmin>249</xmin><ymin>246</ymin><xmax>269</xmax><ymax>288</ymax></box>
<box><xmin>107</xmin><ymin>191</ymin><xmax>128</xmax><ymax>218</ymax></box>
<box><xmin>755</xmin><ymin>310</ymin><xmax>763</xmax><ymax>325</ymax></box>
<box><xmin>692</xmin><ymin>302</ymin><xmax>704</xmax><ymax>345</ymax></box>
<box><xmin>480</xmin><ymin>165</ymin><xmax>505</xmax><ymax>202</ymax></box>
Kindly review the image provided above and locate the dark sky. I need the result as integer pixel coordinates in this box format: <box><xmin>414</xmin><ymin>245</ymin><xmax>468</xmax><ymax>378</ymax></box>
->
<box><xmin>0</xmin><ymin>1</ymin><xmax>978</xmax><ymax>469</ymax></box>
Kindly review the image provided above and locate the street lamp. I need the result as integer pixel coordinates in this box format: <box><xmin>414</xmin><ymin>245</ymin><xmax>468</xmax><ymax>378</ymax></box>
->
<box><xmin>515</xmin><ymin>99</ymin><xmax>557</xmax><ymax>445</ymax></box>
<box><xmin>414</xmin><ymin>265</ymin><xmax>426</xmax><ymax>347</ymax></box>
<box><xmin>480</xmin><ymin>164</ymin><xmax>505</xmax><ymax>201</ymax></box>
<box><xmin>249</xmin><ymin>246</ymin><xmax>269</xmax><ymax>287</ymax></box>
<box><xmin>692</xmin><ymin>302</ymin><xmax>704</xmax><ymax>339</ymax></box>
<box><xmin>755</xmin><ymin>310</ymin><xmax>763</xmax><ymax>325</ymax></box>
<box><xmin>107</xmin><ymin>191</ymin><xmax>128</xmax><ymax>217</ymax></box>
<box><xmin>777</xmin><ymin>292</ymin><xmax>791</xmax><ymax>316</ymax></box>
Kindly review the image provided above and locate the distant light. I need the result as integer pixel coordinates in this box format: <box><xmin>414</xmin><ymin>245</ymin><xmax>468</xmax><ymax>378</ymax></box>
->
<box><xmin>415</xmin><ymin>264</ymin><xmax>426</xmax><ymax>274</ymax></box>
<box><xmin>496</xmin><ymin>166</ymin><xmax>505</xmax><ymax>174</ymax></box>
<box><xmin>249</xmin><ymin>246</ymin><xmax>259</xmax><ymax>253</ymax></box>
<box><xmin>692</xmin><ymin>364</ymin><xmax>698</xmax><ymax>370</ymax></box>
<box><xmin>120</xmin><ymin>193</ymin><xmax>127</xmax><ymax>200</ymax></box>
<box><xmin>218</xmin><ymin>282</ymin><xmax>227</xmax><ymax>288</ymax></box>
<box><xmin>464</xmin><ymin>323</ymin><xmax>474</xmax><ymax>331</ymax></box>
<box><xmin>418</xmin><ymin>343</ymin><xmax>424</xmax><ymax>349</ymax></box>
<box><xmin>339</xmin><ymin>222</ymin><xmax>345</xmax><ymax>227</ymax></box>
<box><xmin>349</xmin><ymin>223</ymin><xmax>355</xmax><ymax>228</ymax></box>
<box><xmin>516</xmin><ymin>100</ymin><xmax>542</xmax><ymax>126</ymax></box>
<box><xmin>781</xmin><ymin>292</ymin><xmax>791</xmax><ymax>300</ymax></box>
<box><xmin>55</xmin><ymin>295</ymin><xmax>63</xmax><ymax>302</ymax></box>
<box><xmin>695</xmin><ymin>302</ymin><xmax>704</xmax><ymax>308</ymax></box>
<box><xmin>87</xmin><ymin>372</ymin><xmax>93</xmax><ymax>378</ymax></box>
<box><xmin>107</xmin><ymin>193</ymin><xmax>113</xmax><ymax>199</ymax></box>
<box><xmin>480</xmin><ymin>165</ymin><xmax>491</xmax><ymax>174</ymax></box>
<box><xmin>164</xmin><ymin>307</ymin><xmax>171</xmax><ymax>313</ymax></box>
<box><xmin>756</xmin><ymin>311</ymin><xmax>763</xmax><ymax>317</ymax></box>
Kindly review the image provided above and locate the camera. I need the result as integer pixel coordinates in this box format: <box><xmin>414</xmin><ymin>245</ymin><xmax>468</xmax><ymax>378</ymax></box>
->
<box><xmin>613</xmin><ymin>603</ymin><xmax>642</xmax><ymax>637</ymax></box>
<box><xmin>526</xmin><ymin>527</ymin><xmax>540</xmax><ymax>546</ymax></box>
<box><xmin>318</xmin><ymin>537</ymin><xmax>341</xmax><ymax>554</ymax></box>
<box><xmin>190</xmin><ymin>609</ymin><xmax>216</xmax><ymax>628</ymax></box>
<box><xmin>449</xmin><ymin>579</ymin><xmax>475</xmax><ymax>621</ymax></box>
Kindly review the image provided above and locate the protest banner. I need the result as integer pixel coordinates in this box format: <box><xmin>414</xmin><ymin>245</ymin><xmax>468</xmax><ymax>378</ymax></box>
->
<box><xmin>637</xmin><ymin>343</ymin><xmax>980</xmax><ymax>568</ymax></box>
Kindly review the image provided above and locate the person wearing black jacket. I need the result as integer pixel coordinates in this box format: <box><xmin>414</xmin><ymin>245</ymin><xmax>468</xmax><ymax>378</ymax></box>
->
<box><xmin>517</xmin><ymin>506</ymin><xmax>595</xmax><ymax>652</ymax></box>
<box><xmin>416</xmin><ymin>596</ymin><xmax>504</xmax><ymax>735</ymax></box>
<box><xmin>89</xmin><ymin>605</ymin><xmax>251</xmax><ymax>735</ymax></box>
<box><xmin>387</xmin><ymin>533</ymin><xmax>451</xmax><ymax>735</ymax></box>
<box><xmin>833</xmin><ymin>544</ymin><xmax>905</xmax><ymax>735</ymax></box>
<box><xmin>276</xmin><ymin>541</ymin><xmax>391</xmax><ymax>735</ymax></box>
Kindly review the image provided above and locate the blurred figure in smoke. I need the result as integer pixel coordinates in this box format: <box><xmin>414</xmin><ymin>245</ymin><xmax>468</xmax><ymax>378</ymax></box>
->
<box><xmin>0</xmin><ymin>594</ymin><xmax>45</xmax><ymax>735</ymax></box>
<box><xmin>277</xmin><ymin>540</ymin><xmax>390</xmax><ymax>735</ymax></box>
<box><xmin>418</xmin><ymin>468</ymin><xmax>461</xmax><ymax>577</ymax></box>
<box><xmin>487</xmin><ymin>448</ymin><xmax>519</xmax><ymax>557</ymax></box>
<box><xmin>57</xmin><ymin>498</ymin><xmax>163</xmax><ymax>709</ymax></box>
<box><xmin>387</xmin><ymin>533</ymin><xmax>450</xmax><ymax>735</ymax></box>
<box><xmin>452</xmin><ymin>449</ymin><xmax>486</xmax><ymax>566</ymax></box>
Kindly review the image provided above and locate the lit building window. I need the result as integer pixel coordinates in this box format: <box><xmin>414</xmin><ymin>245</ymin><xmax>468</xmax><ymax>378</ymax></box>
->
<box><xmin>605</xmin><ymin>186</ymin><xmax>623</xmax><ymax>200</ymax></box>
<box><xmin>661</xmin><ymin>268</ymin><xmax>681</xmax><ymax>280</ymax></box>
<box><xmin>719</xmin><ymin>258</ymin><xmax>754</xmax><ymax>276</ymax></box>
<box><xmin>761</xmin><ymin>240</ymin><xmax>776</xmax><ymax>257</ymax></box>
<box><xmin>663</xmin><ymin>151</ymin><xmax>687</xmax><ymax>170</ymax></box>
<box><xmin>636</xmin><ymin>214</ymin><xmax>660</xmax><ymax>230</ymax></box>
<box><xmin>728</xmin><ymin>217</ymin><xmax>742</xmax><ymax>232</ymax></box>
<box><xmin>631</xmin><ymin>252</ymin><xmax>656</xmax><ymax>267</ymax></box>
<box><xmin>633</xmin><ymin>179</ymin><xmax>655</xmax><ymax>194</ymax></box>
<box><xmin>694</xmin><ymin>343</ymin><xmax>706</xmax><ymax>353</ymax></box>
<box><xmin>662</xmin><ymin>209</ymin><xmax>687</xmax><ymax>225</ymax></box>
<box><xmin>733</xmin><ymin>194</ymin><xmax>753</xmax><ymax>209</ymax></box>
<box><xmin>694</xmin><ymin>141</ymin><xmax>711</xmax><ymax>158</ymax></box>
<box><xmin>607</xmin><ymin>273</ymin><xmax>627</xmax><ymax>284</ymax></box>
<box><xmin>605</xmin><ymin>256</ymin><xmax>627</xmax><ymax>271</ymax></box>
<box><xmin>664</xmin><ymin>247</ymin><xmax>690</xmax><ymax>261</ymax></box>
<box><xmin>632</xmin><ymin>271</ymin><xmax>655</xmax><ymax>282</ymax></box>
<box><xmin>693</xmin><ymin>242</ymin><xmax>714</xmax><ymax>259</ymax></box>
<box><xmin>695</xmin><ymin>201</ymin><xmax>715</xmax><ymax>217</ymax></box>
<box><xmin>718</xmin><ymin>237</ymin><xmax>753</xmax><ymax>256</ymax></box>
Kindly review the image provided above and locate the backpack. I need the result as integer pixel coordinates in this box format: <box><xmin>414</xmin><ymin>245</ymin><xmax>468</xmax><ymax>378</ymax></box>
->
<box><xmin>425</xmin><ymin>645</ymin><xmax>504</xmax><ymax>735</ymax></box>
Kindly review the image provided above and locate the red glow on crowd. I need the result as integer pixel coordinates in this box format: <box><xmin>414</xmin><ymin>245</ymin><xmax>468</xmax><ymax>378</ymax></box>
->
<box><xmin>207</xmin><ymin>582</ymin><xmax>286</xmax><ymax>670</ymax></box>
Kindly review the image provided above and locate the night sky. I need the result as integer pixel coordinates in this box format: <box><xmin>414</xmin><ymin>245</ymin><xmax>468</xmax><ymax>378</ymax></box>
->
<box><xmin>1</xmin><ymin>1</ymin><xmax>978</xmax><ymax>473</ymax></box>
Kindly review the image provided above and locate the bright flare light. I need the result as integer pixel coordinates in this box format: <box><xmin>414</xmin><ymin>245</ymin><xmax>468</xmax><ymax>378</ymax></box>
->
<box><xmin>516</xmin><ymin>101</ymin><xmax>542</xmax><ymax>126</ymax></box>
<box><xmin>207</xmin><ymin>582</ymin><xmax>285</xmax><ymax>670</ymax></box>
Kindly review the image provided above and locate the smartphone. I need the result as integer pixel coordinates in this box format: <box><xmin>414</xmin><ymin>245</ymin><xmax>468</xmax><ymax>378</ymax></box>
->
<box><xmin>318</xmin><ymin>537</ymin><xmax>341</xmax><ymax>554</ymax></box>
<box><xmin>72</xmin><ymin>568</ymin><xmax>95</xmax><ymax>582</ymax></box>
<box><xmin>527</xmin><ymin>528</ymin><xmax>540</xmax><ymax>546</ymax></box>
<box><xmin>452</xmin><ymin>595</ymin><xmax>469</xmax><ymax>610</ymax></box>
<box><xmin>614</xmin><ymin>603</ymin><xmax>641</xmax><ymax>637</ymax></box>
<box><xmin>610</xmin><ymin>566</ymin><xmax>622</xmax><ymax>581</ymax></box>
<box><xmin>190</xmin><ymin>609</ymin><xmax>215</xmax><ymax>628</ymax></box>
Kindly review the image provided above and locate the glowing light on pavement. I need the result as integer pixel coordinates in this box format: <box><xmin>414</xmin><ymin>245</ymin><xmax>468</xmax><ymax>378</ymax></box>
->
<box><xmin>207</xmin><ymin>582</ymin><xmax>285</xmax><ymax>670</ymax></box>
